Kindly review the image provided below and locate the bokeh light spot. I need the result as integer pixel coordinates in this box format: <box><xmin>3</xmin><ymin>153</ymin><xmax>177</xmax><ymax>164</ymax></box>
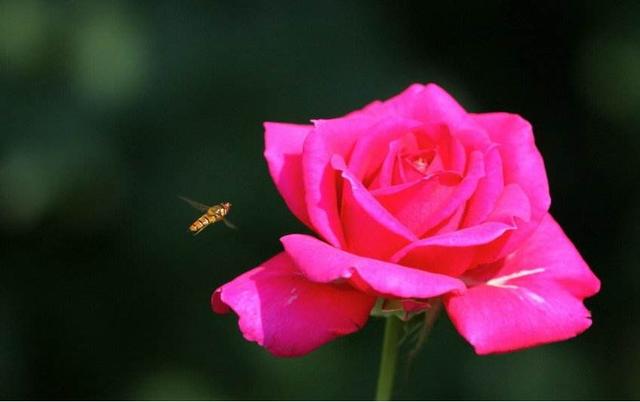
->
<box><xmin>70</xmin><ymin>5</ymin><xmax>149</xmax><ymax>103</ymax></box>
<box><xmin>578</xmin><ymin>33</ymin><xmax>640</xmax><ymax>124</ymax></box>
<box><xmin>0</xmin><ymin>0</ymin><xmax>48</xmax><ymax>71</ymax></box>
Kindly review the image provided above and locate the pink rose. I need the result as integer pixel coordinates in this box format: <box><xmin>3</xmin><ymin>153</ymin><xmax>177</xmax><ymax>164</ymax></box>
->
<box><xmin>212</xmin><ymin>83</ymin><xmax>600</xmax><ymax>356</ymax></box>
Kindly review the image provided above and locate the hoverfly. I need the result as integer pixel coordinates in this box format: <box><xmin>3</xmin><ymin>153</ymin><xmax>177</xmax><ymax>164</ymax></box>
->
<box><xmin>179</xmin><ymin>196</ymin><xmax>236</xmax><ymax>235</ymax></box>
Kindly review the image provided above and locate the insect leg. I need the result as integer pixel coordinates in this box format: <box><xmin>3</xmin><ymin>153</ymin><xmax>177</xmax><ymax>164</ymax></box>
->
<box><xmin>192</xmin><ymin>226</ymin><xmax>208</xmax><ymax>236</ymax></box>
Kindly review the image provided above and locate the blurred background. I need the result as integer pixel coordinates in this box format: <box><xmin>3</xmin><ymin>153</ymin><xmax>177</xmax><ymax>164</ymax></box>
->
<box><xmin>1</xmin><ymin>0</ymin><xmax>638</xmax><ymax>399</ymax></box>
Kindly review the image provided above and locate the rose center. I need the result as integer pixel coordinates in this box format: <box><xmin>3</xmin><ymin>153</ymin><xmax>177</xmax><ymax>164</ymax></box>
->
<box><xmin>404</xmin><ymin>150</ymin><xmax>435</xmax><ymax>175</ymax></box>
<box><xmin>412</xmin><ymin>157</ymin><xmax>428</xmax><ymax>173</ymax></box>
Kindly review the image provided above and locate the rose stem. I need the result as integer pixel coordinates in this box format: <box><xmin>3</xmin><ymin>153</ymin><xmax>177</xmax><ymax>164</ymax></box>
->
<box><xmin>375</xmin><ymin>314</ymin><xmax>402</xmax><ymax>401</ymax></box>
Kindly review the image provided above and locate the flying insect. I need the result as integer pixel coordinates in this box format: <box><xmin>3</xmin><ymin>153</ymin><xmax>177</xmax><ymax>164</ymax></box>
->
<box><xmin>179</xmin><ymin>196</ymin><xmax>236</xmax><ymax>234</ymax></box>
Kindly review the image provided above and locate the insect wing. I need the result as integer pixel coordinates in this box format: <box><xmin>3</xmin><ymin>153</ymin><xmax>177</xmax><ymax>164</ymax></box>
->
<box><xmin>222</xmin><ymin>218</ymin><xmax>238</xmax><ymax>230</ymax></box>
<box><xmin>179</xmin><ymin>196</ymin><xmax>210</xmax><ymax>212</ymax></box>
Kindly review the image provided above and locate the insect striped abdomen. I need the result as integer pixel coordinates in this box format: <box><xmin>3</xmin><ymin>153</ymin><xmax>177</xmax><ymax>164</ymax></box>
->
<box><xmin>190</xmin><ymin>215</ymin><xmax>212</xmax><ymax>232</ymax></box>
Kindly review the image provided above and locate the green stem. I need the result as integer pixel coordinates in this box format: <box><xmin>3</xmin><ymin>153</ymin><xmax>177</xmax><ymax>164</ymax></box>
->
<box><xmin>375</xmin><ymin>315</ymin><xmax>402</xmax><ymax>401</ymax></box>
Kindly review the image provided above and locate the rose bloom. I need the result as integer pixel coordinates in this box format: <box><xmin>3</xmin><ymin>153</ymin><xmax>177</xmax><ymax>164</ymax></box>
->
<box><xmin>212</xmin><ymin>84</ymin><xmax>600</xmax><ymax>356</ymax></box>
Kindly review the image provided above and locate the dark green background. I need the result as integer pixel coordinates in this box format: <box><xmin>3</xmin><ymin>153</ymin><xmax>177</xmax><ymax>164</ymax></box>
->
<box><xmin>1</xmin><ymin>1</ymin><xmax>638</xmax><ymax>399</ymax></box>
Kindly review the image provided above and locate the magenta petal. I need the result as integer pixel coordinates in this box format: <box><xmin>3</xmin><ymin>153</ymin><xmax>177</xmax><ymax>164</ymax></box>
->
<box><xmin>374</xmin><ymin>151</ymin><xmax>486</xmax><ymax>237</ymax></box>
<box><xmin>302</xmin><ymin>117</ymin><xmax>378</xmax><ymax>247</ymax></box>
<box><xmin>385</xmin><ymin>83</ymin><xmax>468</xmax><ymax>124</ymax></box>
<box><xmin>471</xmin><ymin>112</ymin><xmax>550</xmax><ymax>221</ymax></box>
<box><xmin>391</xmin><ymin>222</ymin><xmax>515</xmax><ymax>277</ymax></box>
<box><xmin>368</xmin><ymin>138</ymin><xmax>404</xmax><ymax>190</ymax></box>
<box><xmin>462</xmin><ymin>146</ymin><xmax>504</xmax><ymax>227</ymax></box>
<box><xmin>333</xmin><ymin>155</ymin><xmax>416</xmax><ymax>260</ymax></box>
<box><xmin>264</xmin><ymin>122</ymin><xmax>312</xmax><ymax>226</ymax></box>
<box><xmin>281</xmin><ymin>234</ymin><xmax>466</xmax><ymax>299</ymax></box>
<box><xmin>487</xmin><ymin>183</ymin><xmax>531</xmax><ymax>224</ymax></box>
<box><xmin>352</xmin><ymin>84</ymin><xmax>490</xmax><ymax>149</ymax></box>
<box><xmin>374</xmin><ymin>172</ymin><xmax>459</xmax><ymax>236</ymax></box>
<box><xmin>212</xmin><ymin>252</ymin><xmax>375</xmax><ymax>357</ymax></box>
<box><xmin>444</xmin><ymin>214</ymin><xmax>600</xmax><ymax>354</ymax></box>
<box><xmin>347</xmin><ymin>84</ymin><xmax>468</xmax><ymax>127</ymax></box>
<box><xmin>471</xmin><ymin>113</ymin><xmax>551</xmax><ymax>256</ymax></box>
<box><xmin>301</xmin><ymin>131</ymin><xmax>345</xmax><ymax>248</ymax></box>
<box><xmin>346</xmin><ymin>117</ymin><xmax>422</xmax><ymax>182</ymax></box>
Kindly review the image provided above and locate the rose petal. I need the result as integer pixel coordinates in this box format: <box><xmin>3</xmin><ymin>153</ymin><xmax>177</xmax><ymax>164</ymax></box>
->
<box><xmin>301</xmin><ymin>134</ymin><xmax>345</xmax><ymax>247</ymax></box>
<box><xmin>339</xmin><ymin>83</ymin><xmax>469</xmax><ymax>126</ymax></box>
<box><xmin>472</xmin><ymin>113</ymin><xmax>549</xmax><ymax>213</ymax></box>
<box><xmin>212</xmin><ymin>252</ymin><xmax>375</xmax><ymax>357</ymax></box>
<box><xmin>429</xmin><ymin>203</ymin><xmax>466</xmax><ymax>234</ymax></box>
<box><xmin>383</xmin><ymin>83</ymin><xmax>469</xmax><ymax>124</ymax></box>
<box><xmin>264</xmin><ymin>122</ymin><xmax>312</xmax><ymax>226</ymax></box>
<box><xmin>487</xmin><ymin>183</ymin><xmax>531</xmax><ymax>224</ymax></box>
<box><xmin>444</xmin><ymin>214</ymin><xmax>600</xmax><ymax>354</ymax></box>
<box><xmin>391</xmin><ymin>222</ymin><xmax>515</xmax><ymax>277</ymax></box>
<box><xmin>346</xmin><ymin>118</ymin><xmax>422</xmax><ymax>183</ymax></box>
<box><xmin>374</xmin><ymin>171</ymin><xmax>459</xmax><ymax>236</ymax></box>
<box><xmin>281</xmin><ymin>234</ymin><xmax>466</xmax><ymax>299</ymax></box>
<box><xmin>368</xmin><ymin>138</ymin><xmax>404</xmax><ymax>190</ymax></box>
<box><xmin>419</xmin><ymin>124</ymin><xmax>467</xmax><ymax>173</ymax></box>
<box><xmin>374</xmin><ymin>150</ymin><xmax>486</xmax><ymax>237</ymax></box>
<box><xmin>462</xmin><ymin>146</ymin><xmax>504</xmax><ymax>227</ymax></box>
<box><xmin>347</xmin><ymin>84</ymin><xmax>492</xmax><ymax>149</ymax></box>
<box><xmin>333</xmin><ymin>155</ymin><xmax>416</xmax><ymax>260</ymax></box>
<box><xmin>302</xmin><ymin>116</ymin><xmax>379</xmax><ymax>247</ymax></box>
<box><xmin>471</xmin><ymin>112</ymin><xmax>550</xmax><ymax>252</ymax></box>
